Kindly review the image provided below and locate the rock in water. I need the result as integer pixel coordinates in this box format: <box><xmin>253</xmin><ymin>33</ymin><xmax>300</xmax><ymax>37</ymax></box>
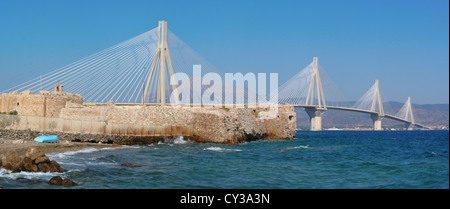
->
<box><xmin>0</xmin><ymin>148</ymin><xmax>65</xmax><ymax>173</ymax></box>
<box><xmin>61</xmin><ymin>179</ymin><xmax>78</xmax><ymax>187</ymax></box>
<box><xmin>121</xmin><ymin>162</ymin><xmax>133</xmax><ymax>167</ymax></box>
<box><xmin>48</xmin><ymin>176</ymin><xmax>78</xmax><ymax>187</ymax></box>
<box><xmin>34</xmin><ymin>156</ymin><xmax>50</xmax><ymax>164</ymax></box>
<box><xmin>38</xmin><ymin>163</ymin><xmax>50</xmax><ymax>172</ymax></box>
<box><xmin>48</xmin><ymin>176</ymin><xmax>63</xmax><ymax>185</ymax></box>
<box><xmin>121</xmin><ymin>162</ymin><xmax>142</xmax><ymax>167</ymax></box>
<box><xmin>22</xmin><ymin>157</ymin><xmax>33</xmax><ymax>171</ymax></box>
<box><xmin>25</xmin><ymin>148</ymin><xmax>45</xmax><ymax>162</ymax></box>
<box><xmin>49</xmin><ymin>160</ymin><xmax>63</xmax><ymax>172</ymax></box>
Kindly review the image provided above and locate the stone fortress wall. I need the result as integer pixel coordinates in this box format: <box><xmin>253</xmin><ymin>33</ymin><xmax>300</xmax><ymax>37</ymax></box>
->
<box><xmin>1</xmin><ymin>85</ymin><xmax>296</xmax><ymax>144</ymax></box>
<box><xmin>0</xmin><ymin>85</ymin><xmax>83</xmax><ymax>118</ymax></box>
<box><xmin>60</xmin><ymin>103</ymin><xmax>296</xmax><ymax>143</ymax></box>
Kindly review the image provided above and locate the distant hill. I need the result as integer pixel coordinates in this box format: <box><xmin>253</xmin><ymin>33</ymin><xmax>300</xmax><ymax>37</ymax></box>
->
<box><xmin>295</xmin><ymin>102</ymin><xmax>449</xmax><ymax>130</ymax></box>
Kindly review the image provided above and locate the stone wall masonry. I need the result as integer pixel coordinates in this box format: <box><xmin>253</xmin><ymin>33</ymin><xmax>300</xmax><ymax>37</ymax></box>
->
<box><xmin>1</xmin><ymin>89</ymin><xmax>296</xmax><ymax>144</ymax></box>
<box><xmin>59</xmin><ymin>104</ymin><xmax>297</xmax><ymax>144</ymax></box>
<box><xmin>0</xmin><ymin>114</ymin><xmax>192</xmax><ymax>139</ymax></box>
<box><xmin>0</xmin><ymin>90</ymin><xmax>82</xmax><ymax>118</ymax></box>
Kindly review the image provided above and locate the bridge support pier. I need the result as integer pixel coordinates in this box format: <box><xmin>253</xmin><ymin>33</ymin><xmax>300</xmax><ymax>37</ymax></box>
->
<box><xmin>370</xmin><ymin>114</ymin><xmax>383</xmax><ymax>131</ymax></box>
<box><xmin>305</xmin><ymin>107</ymin><xmax>327</xmax><ymax>131</ymax></box>
<box><xmin>405</xmin><ymin>122</ymin><xmax>414</xmax><ymax>130</ymax></box>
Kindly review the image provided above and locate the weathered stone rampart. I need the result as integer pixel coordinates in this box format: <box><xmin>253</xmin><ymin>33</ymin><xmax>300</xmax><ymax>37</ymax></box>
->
<box><xmin>0</xmin><ymin>89</ymin><xmax>82</xmax><ymax>118</ymax></box>
<box><xmin>1</xmin><ymin>87</ymin><xmax>296</xmax><ymax>144</ymax></box>
<box><xmin>59</xmin><ymin>104</ymin><xmax>296</xmax><ymax>144</ymax></box>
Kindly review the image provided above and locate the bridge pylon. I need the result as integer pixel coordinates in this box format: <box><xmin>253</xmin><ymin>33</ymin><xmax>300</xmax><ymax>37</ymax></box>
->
<box><xmin>371</xmin><ymin>79</ymin><xmax>384</xmax><ymax>115</ymax></box>
<box><xmin>142</xmin><ymin>20</ymin><xmax>179</xmax><ymax>105</ymax></box>
<box><xmin>304</xmin><ymin>57</ymin><xmax>327</xmax><ymax>131</ymax></box>
<box><xmin>305</xmin><ymin>57</ymin><xmax>326</xmax><ymax>108</ymax></box>
<box><xmin>405</xmin><ymin>97</ymin><xmax>415</xmax><ymax>130</ymax></box>
<box><xmin>398</xmin><ymin>96</ymin><xmax>415</xmax><ymax>130</ymax></box>
<box><xmin>370</xmin><ymin>79</ymin><xmax>384</xmax><ymax>130</ymax></box>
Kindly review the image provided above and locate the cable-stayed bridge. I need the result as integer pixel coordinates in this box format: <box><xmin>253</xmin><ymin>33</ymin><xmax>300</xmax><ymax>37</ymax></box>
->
<box><xmin>0</xmin><ymin>21</ymin><xmax>428</xmax><ymax>131</ymax></box>
<box><xmin>278</xmin><ymin>57</ymin><xmax>428</xmax><ymax>130</ymax></box>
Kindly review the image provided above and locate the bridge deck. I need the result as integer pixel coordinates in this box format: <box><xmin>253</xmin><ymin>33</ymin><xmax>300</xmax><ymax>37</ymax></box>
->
<box><xmin>293</xmin><ymin>105</ymin><xmax>429</xmax><ymax>129</ymax></box>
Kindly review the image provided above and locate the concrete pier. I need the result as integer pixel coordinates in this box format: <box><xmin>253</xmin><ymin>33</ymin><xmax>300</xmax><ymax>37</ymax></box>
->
<box><xmin>405</xmin><ymin>122</ymin><xmax>414</xmax><ymax>130</ymax></box>
<box><xmin>370</xmin><ymin>113</ymin><xmax>383</xmax><ymax>131</ymax></box>
<box><xmin>305</xmin><ymin>107</ymin><xmax>327</xmax><ymax>131</ymax></box>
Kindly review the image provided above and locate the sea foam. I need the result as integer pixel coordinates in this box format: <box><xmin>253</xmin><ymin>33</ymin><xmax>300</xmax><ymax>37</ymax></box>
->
<box><xmin>203</xmin><ymin>147</ymin><xmax>242</xmax><ymax>152</ymax></box>
<box><xmin>47</xmin><ymin>146</ymin><xmax>129</xmax><ymax>159</ymax></box>
<box><xmin>0</xmin><ymin>167</ymin><xmax>64</xmax><ymax>180</ymax></box>
<box><xmin>158</xmin><ymin>136</ymin><xmax>191</xmax><ymax>145</ymax></box>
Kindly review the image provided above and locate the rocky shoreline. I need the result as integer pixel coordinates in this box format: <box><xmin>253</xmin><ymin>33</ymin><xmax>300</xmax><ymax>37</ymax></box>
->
<box><xmin>0</xmin><ymin>103</ymin><xmax>297</xmax><ymax>188</ymax></box>
<box><xmin>0</xmin><ymin>130</ymin><xmax>203</xmax><ymax>188</ymax></box>
<box><xmin>0</xmin><ymin>130</ymin><xmax>123</xmax><ymax>189</ymax></box>
<box><xmin>0</xmin><ymin>147</ymin><xmax>83</xmax><ymax>188</ymax></box>
<box><xmin>0</xmin><ymin>130</ymin><xmax>120</xmax><ymax>155</ymax></box>
<box><xmin>0</xmin><ymin>148</ymin><xmax>65</xmax><ymax>173</ymax></box>
<box><xmin>0</xmin><ymin>129</ymin><xmax>188</xmax><ymax>147</ymax></box>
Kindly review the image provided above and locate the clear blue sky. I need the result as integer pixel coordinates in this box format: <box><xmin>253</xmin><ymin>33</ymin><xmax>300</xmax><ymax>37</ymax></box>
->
<box><xmin>0</xmin><ymin>0</ymin><xmax>448</xmax><ymax>104</ymax></box>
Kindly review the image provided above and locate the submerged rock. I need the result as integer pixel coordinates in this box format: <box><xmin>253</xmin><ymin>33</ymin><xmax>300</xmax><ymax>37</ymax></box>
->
<box><xmin>121</xmin><ymin>162</ymin><xmax>142</xmax><ymax>167</ymax></box>
<box><xmin>48</xmin><ymin>176</ymin><xmax>78</xmax><ymax>187</ymax></box>
<box><xmin>61</xmin><ymin>179</ymin><xmax>78</xmax><ymax>186</ymax></box>
<box><xmin>48</xmin><ymin>176</ymin><xmax>63</xmax><ymax>185</ymax></box>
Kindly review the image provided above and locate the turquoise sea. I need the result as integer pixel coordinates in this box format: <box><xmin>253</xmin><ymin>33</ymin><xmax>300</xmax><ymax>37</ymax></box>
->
<box><xmin>1</xmin><ymin>130</ymin><xmax>448</xmax><ymax>189</ymax></box>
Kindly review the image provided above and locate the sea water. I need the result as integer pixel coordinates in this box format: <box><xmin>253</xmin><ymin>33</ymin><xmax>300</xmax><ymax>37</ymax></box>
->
<box><xmin>1</xmin><ymin>131</ymin><xmax>448</xmax><ymax>189</ymax></box>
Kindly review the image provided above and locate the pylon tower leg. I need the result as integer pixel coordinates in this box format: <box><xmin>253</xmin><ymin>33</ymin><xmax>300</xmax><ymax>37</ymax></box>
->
<box><xmin>142</xmin><ymin>20</ymin><xmax>179</xmax><ymax>105</ymax></box>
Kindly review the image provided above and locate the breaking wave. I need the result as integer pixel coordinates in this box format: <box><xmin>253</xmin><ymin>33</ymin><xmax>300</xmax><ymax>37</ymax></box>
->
<box><xmin>158</xmin><ymin>136</ymin><xmax>191</xmax><ymax>145</ymax></box>
<box><xmin>47</xmin><ymin>147</ymin><xmax>126</xmax><ymax>160</ymax></box>
<box><xmin>0</xmin><ymin>167</ymin><xmax>63</xmax><ymax>180</ymax></box>
<box><xmin>203</xmin><ymin>147</ymin><xmax>242</xmax><ymax>152</ymax></box>
<box><xmin>287</xmin><ymin>145</ymin><xmax>309</xmax><ymax>149</ymax></box>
